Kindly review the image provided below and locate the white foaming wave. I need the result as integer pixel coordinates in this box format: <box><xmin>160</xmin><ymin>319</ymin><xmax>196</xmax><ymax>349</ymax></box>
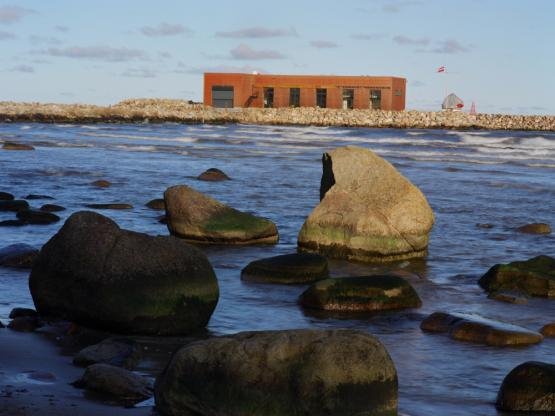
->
<box><xmin>80</xmin><ymin>125</ymin><xmax>101</xmax><ymax>130</ymax></box>
<box><xmin>406</xmin><ymin>131</ymin><xmax>426</xmax><ymax>136</ymax></box>
<box><xmin>81</xmin><ymin>132</ymin><xmax>198</xmax><ymax>143</ymax></box>
<box><xmin>54</xmin><ymin>124</ymin><xmax>76</xmax><ymax>128</ymax></box>
<box><xmin>19</xmin><ymin>125</ymin><xmax>32</xmax><ymax>130</ymax></box>
<box><xmin>114</xmin><ymin>145</ymin><xmax>158</xmax><ymax>152</ymax></box>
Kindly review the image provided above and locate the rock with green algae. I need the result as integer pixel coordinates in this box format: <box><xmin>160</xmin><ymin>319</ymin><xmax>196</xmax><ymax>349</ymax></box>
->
<box><xmin>298</xmin><ymin>146</ymin><xmax>434</xmax><ymax>263</ymax></box>
<box><xmin>496</xmin><ymin>361</ymin><xmax>555</xmax><ymax>412</ymax></box>
<box><xmin>300</xmin><ymin>275</ymin><xmax>422</xmax><ymax>312</ymax></box>
<box><xmin>164</xmin><ymin>185</ymin><xmax>278</xmax><ymax>245</ymax></box>
<box><xmin>241</xmin><ymin>253</ymin><xmax>328</xmax><ymax>284</ymax></box>
<box><xmin>29</xmin><ymin>211</ymin><xmax>219</xmax><ymax>335</ymax></box>
<box><xmin>479</xmin><ymin>255</ymin><xmax>555</xmax><ymax>298</ymax></box>
<box><xmin>155</xmin><ymin>329</ymin><xmax>398</xmax><ymax>416</ymax></box>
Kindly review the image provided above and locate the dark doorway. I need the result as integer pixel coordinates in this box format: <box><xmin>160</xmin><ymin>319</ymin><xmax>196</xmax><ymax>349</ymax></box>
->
<box><xmin>212</xmin><ymin>86</ymin><xmax>234</xmax><ymax>108</ymax></box>
<box><xmin>264</xmin><ymin>88</ymin><xmax>274</xmax><ymax>108</ymax></box>
<box><xmin>316</xmin><ymin>88</ymin><xmax>327</xmax><ymax>108</ymax></box>
<box><xmin>342</xmin><ymin>88</ymin><xmax>354</xmax><ymax>109</ymax></box>
<box><xmin>289</xmin><ymin>88</ymin><xmax>300</xmax><ymax>107</ymax></box>
<box><xmin>370</xmin><ymin>89</ymin><xmax>381</xmax><ymax>109</ymax></box>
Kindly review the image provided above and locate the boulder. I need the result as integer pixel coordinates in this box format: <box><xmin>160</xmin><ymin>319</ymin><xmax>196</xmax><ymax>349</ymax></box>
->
<box><xmin>241</xmin><ymin>253</ymin><xmax>328</xmax><ymax>284</ymax></box>
<box><xmin>479</xmin><ymin>255</ymin><xmax>555</xmax><ymax>297</ymax></box>
<box><xmin>0</xmin><ymin>220</ymin><xmax>26</xmax><ymax>227</ymax></box>
<box><xmin>84</xmin><ymin>203</ymin><xmax>133</xmax><ymax>210</ymax></box>
<box><xmin>2</xmin><ymin>142</ymin><xmax>34</xmax><ymax>150</ymax></box>
<box><xmin>298</xmin><ymin>146</ymin><xmax>434</xmax><ymax>262</ymax></box>
<box><xmin>541</xmin><ymin>323</ymin><xmax>555</xmax><ymax>337</ymax></box>
<box><xmin>164</xmin><ymin>185</ymin><xmax>278</xmax><ymax>245</ymax></box>
<box><xmin>488</xmin><ymin>291</ymin><xmax>528</xmax><ymax>304</ymax></box>
<box><xmin>0</xmin><ymin>200</ymin><xmax>29</xmax><ymax>212</ymax></box>
<box><xmin>146</xmin><ymin>198</ymin><xmax>165</xmax><ymax>210</ymax></box>
<box><xmin>300</xmin><ymin>275</ymin><xmax>421</xmax><ymax>312</ymax></box>
<box><xmin>9</xmin><ymin>307</ymin><xmax>38</xmax><ymax>319</ymax></box>
<box><xmin>421</xmin><ymin>312</ymin><xmax>543</xmax><ymax>346</ymax></box>
<box><xmin>155</xmin><ymin>329</ymin><xmax>398</xmax><ymax>416</ymax></box>
<box><xmin>0</xmin><ymin>243</ymin><xmax>38</xmax><ymax>268</ymax></box>
<box><xmin>0</xmin><ymin>191</ymin><xmax>14</xmax><ymax>200</ymax></box>
<box><xmin>29</xmin><ymin>211</ymin><xmax>219</xmax><ymax>335</ymax></box>
<box><xmin>8</xmin><ymin>316</ymin><xmax>40</xmax><ymax>332</ymax></box>
<box><xmin>73</xmin><ymin>338</ymin><xmax>142</xmax><ymax>369</ymax></box>
<box><xmin>73</xmin><ymin>363</ymin><xmax>152</xmax><ymax>405</ymax></box>
<box><xmin>24</xmin><ymin>194</ymin><xmax>54</xmax><ymax>200</ymax></box>
<box><xmin>516</xmin><ymin>223</ymin><xmax>551</xmax><ymax>234</ymax></box>
<box><xmin>17</xmin><ymin>209</ymin><xmax>60</xmax><ymax>225</ymax></box>
<box><xmin>91</xmin><ymin>180</ymin><xmax>112</xmax><ymax>188</ymax></box>
<box><xmin>40</xmin><ymin>204</ymin><xmax>66</xmax><ymax>212</ymax></box>
<box><xmin>197</xmin><ymin>168</ymin><xmax>230</xmax><ymax>181</ymax></box>
<box><xmin>496</xmin><ymin>361</ymin><xmax>555</xmax><ymax>412</ymax></box>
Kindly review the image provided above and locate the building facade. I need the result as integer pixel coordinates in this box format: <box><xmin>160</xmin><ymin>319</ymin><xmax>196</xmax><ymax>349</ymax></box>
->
<box><xmin>204</xmin><ymin>73</ymin><xmax>406</xmax><ymax>111</ymax></box>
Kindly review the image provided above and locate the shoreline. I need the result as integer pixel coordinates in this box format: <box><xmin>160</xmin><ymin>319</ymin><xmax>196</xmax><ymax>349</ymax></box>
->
<box><xmin>0</xmin><ymin>99</ymin><xmax>554</xmax><ymax>131</ymax></box>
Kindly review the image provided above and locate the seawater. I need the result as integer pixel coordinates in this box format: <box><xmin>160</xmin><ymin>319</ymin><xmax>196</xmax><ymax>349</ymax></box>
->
<box><xmin>0</xmin><ymin>123</ymin><xmax>554</xmax><ymax>415</ymax></box>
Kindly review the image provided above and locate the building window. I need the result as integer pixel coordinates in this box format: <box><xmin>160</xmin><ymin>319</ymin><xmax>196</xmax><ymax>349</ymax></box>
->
<box><xmin>212</xmin><ymin>86</ymin><xmax>234</xmax><ymax>108</ymax></box>
<box><xmin>342</xmin><ymin>88</ymin><xmax>354</xmax><ymax>109</ymax></box>
<box><xmin>370</xmin><ymin>89</ymin><xmax>381</xmax><ymax>110</ymax></box>
<box><xmin>316</xmin><ymin>88</ymin><xmax>327</xmax><ymax>108</ymax></box>
<box><xmin>264</xmin><ymin>88</ymin><xmax>274</xmax><ymax>108</ymax></box>
<box><xmin>289</xmin><ymin>88</ymin><xmax>300</xmax><ymax>107</ymax></box>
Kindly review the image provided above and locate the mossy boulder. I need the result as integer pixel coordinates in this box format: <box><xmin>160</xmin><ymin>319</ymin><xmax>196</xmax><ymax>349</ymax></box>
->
<box><xmin>298</xmin><ymin>146</ymin><xmax>434</xmax><ymax>262</ymax></box>
<box><xmin>197</xmin><ymin>168</ymin><xmax>230</xmax><ymax>181</ymax></box>
<box><xmin>496</xmin><ymin>361</ymin><xmax>555</xmax><ymax>412</ymax></box>
<box><xmin>421</xmin><ymin>312</ymin><xmax>543</xmax><ymax>347</ymax></box>
<box><xmin>241</xmin><ymin>253</ymin><xmax>328</xmax><ymax>284</ymax></box>
<box><xmin>300</xmin><ymin>275</ymin><xmax>422</xmax><ymax>312</ymax></box>
<box><xmin>29</xmin><ymin>211</ymin><xmax>219</xmax><ymax>335</ymax></box>
<box><xmin>2</xmin><ymin>142</ymin><xmax>34</xmax><ymax>150</ymax></box>
<box><xmin>164</xmin><ymin>185</ymin><xmax>278</xmax><ymax>245</ymax></box>
<box><xmin>479</xmin><ymin>255</ymin><xmax>555</xmax><ymax>298</ymax></box>
<box><xmin>155</xmin><ymin>329</ymin><xmax>398</xmax><ymax>416</ymax></box>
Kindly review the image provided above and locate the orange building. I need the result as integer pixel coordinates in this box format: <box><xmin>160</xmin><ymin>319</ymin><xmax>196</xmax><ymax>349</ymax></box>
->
<box><xmin>204</xmin><ymin>73</ymin><xmax>406</xmax><ymax>111</ymax></box>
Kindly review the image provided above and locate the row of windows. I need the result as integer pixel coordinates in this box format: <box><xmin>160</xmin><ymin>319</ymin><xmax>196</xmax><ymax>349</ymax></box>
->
<box><xmin>263</xmin><ymin>87</ymin><xmax>382</xmax><ymax>109</ymax></box>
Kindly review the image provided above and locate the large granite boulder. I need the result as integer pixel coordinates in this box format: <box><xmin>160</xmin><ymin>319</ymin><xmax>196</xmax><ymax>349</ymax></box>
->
<box><xmin>421</xmin><ymin>312</ymin><xmax>543</xmax><ymax>347</ymax></box>
<box><xmin>155</xmin><ymin>329</ymin><xmax>397</xmax><ymax>416</ymax></box>
<box><xmin>164</xmin><ymin>185</ymin><xmax>278</xmax><ymax>245</ymax></box>
<box><xmin>300</xmin><ymin>275</ymin><xmax>421</xmax><ymax>312</ymax></box>
<box><xmin>298</xmin><ymin>146</ymin><xmax>434</xmax><ymax>262</ymax></box>
<box><xmin>496</xmin><ymin>361</ymin><xmax>555</xmax><ymax>412</ymax></box>
<box><xmin>241</xmin><ymin>253</ymin><xmax>329</xmax><ymax>284</ymax></box>
<box><xmin>29</xmin><ymin>211</ymin><xmax>219</xmax><ymax>335</ymax></box>
<box><xmin>479</xmin><ymin>255</ymin><xmax>555</xmax><ymax>298</ymax></box>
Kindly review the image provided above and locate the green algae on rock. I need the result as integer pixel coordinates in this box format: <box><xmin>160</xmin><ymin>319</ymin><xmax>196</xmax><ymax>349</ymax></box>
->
<box><xmin>164</xmin><ymin>184</ymin><xmax>278</xmax><ymax>245</ymax></box>
<box><xmin>155</xmin><ymin>329</ymin><xmax>398</xmax><ymax>416</ymax></box>
<box><xmin>479</xmin><ymin>255</ymin><xmax>555</xmax><ymax>298</ymax></box>
<box><xmin>29</xmin><ymin>211</ymin><xmax>219</xmax><ymax>335</ymax></box>
<box><xmin>298</xmin><ymin>146</ymin><xmax>434</xmax><ymax>262</ymax></box>
<box><xmin>241</xmin><ymin>253</ymin><xmax>329</xmax><ymax>284</ymax></box>
<box><xmin>300</xmin><ymin>275</ymin><xmax>422</xmax><ymax>312</ymax></box>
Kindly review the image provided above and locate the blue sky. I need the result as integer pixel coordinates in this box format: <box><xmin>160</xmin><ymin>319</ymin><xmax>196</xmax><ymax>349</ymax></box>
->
<box><xmin>1</xmin><ymin>0</ymin><xmax>553</xmax><ymax>114</ymax></box>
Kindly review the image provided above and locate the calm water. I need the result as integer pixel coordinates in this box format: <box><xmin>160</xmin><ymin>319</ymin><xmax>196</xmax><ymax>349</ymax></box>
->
<box><xmin>0</xmin><ymin>123</ymin><xmax>554</xmax><ymax>415</ymax></box>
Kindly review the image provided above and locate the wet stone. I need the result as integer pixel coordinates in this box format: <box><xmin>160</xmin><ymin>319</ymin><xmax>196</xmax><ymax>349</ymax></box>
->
<box><xmin>24</xmin><ymin>194</ymin><xmax>54</xmax><ymax>200</ymax></box>
<box><xmin>2</xmin><ymin>142</ymin><xmax>34</xmax><ymax>151</ymax></box>
<box><xmin>197</xmin><ymin>168</ymin><xmax>230</xmax><ymax>181</ymax></box>
<box><xmin>9</xmin><ymin>308</ymin><xmax>38</xmax><ymax>319</ymax></box>
<box><xmin>516</xmin><ymin>222</ymin><xmax>552</xmax><ymax>234</ymax></box>
<box><xmin>84</xmin><ymin>203</ymin><xmax>133</xmax><ymax>210</ymax></box>
<box><xmin>91</xmin><ymin>180</ymin><xmax>112</xmax><ymax>188</ymax></box>
<box><xmin>8</xmin><ymin>316</ymin><xmax>40</xmax><ymax>332</ymax></box>
<box><xmin>17</xmin><ymin>209</ymin><xmax>60</xmax><ymax>225</ymax></box>
<box><xmin>0</xmin><ymin>192</ymin><xmax>14</xmax><ymax>200</ymax></box>
<box><xmin>488</xmin><ymin>291</ymin><xmax>528</xmax><ymax>304</ymax></box>
<box><xmin>73</xmin><ymin>338</ymin><xmax>142</xmax><ymax>369</ymax></box>
<box><xmin>0</xmin><ymin>200</ymin><xmax>29</xmax><ymax>212</ymax></box>
<box><xmin>0</xmin><ymin>243</ymin><xmax>38</xmax><ymax>268</ymax></box>
<box><xmin>146</xmin><ymin>198</ymin><xmax>165</xmax><ymax>210</ymax></box>
<box><xmin>540</xmin><ymin>323</ymin><xmax>555</xmax><ymax>337</ymax></box>
<box><xmin>0</xmin><ymin>220</ymin><xmax>26</xmax><ymax>227</ymax></box>
<box><xmin>241</xmin><ymin>253</ymin><xmax>329</xmax><ymax>284</ymax></box>
<box><xmin>40</xmin><ymin>204</ymin><xmax>66</xmax><ymax>212</ymax></box>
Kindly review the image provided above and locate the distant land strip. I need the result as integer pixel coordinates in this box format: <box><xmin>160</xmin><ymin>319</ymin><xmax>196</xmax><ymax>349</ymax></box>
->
<box><xmin>0</xmin><ymin>99</ymin><xmax>554</xmax><ymax>131</ymax></box>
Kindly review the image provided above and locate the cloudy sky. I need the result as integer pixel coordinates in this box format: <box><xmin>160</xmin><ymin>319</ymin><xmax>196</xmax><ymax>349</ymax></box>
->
<box><xmin>1</xmin><ymin>0</ymin><xmax>553</xmax><ymax>114</ymax></box>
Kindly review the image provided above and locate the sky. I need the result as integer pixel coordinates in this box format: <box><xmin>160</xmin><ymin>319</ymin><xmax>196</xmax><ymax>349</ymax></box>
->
<box><xmin>1</xmin><ymin>0</ymin><xmax>554</xmax><ymax>114</ymax></box>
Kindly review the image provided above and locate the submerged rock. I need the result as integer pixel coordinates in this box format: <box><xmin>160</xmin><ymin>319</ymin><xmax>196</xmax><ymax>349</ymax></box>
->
<box><xmin>488</xmin><ymin>291</ymin><xmax>528</xmax><ymax>304</ymax></box>
<box><xmin>479</xmin><ymin>255</ymin><xmax>555</xmax><ymax>297</ymax></box>
<box><xmin>2</xmin><ymin>142</ymin><xmax>34</xmax><ymax>150</ymax></box>
<box><xmin>298</xmin><ymin>146</ymin><xmax>434</xmax><ymax>262</ymax></box>
<box><xmin>8</xmin><ymin>316</ymin><xmax>40</xmax><ymax>332</ymax></box>
<box><xmin>40</xmin><ymin>204</ymin><xmax>66</xmax><ymax>212</ymax></box>
<box><xmin>0</xmin><ymin>219</ymin><xmax>26</xmax><ymax>227</ymax></box>
<box><xmin>421</xmin><ymin>312</ymin><xmax>543</xmax><ymax>346</ymax></box>
<box><xmin>84</xmin><ymin>203</ymin><xmax>133</xmax><ymax>210</ymax></box>
<box><xmin>155</xmin><ymin>329</ymin><xmax>398</xmax><ymax>416</ymax></box>
<box><xmin>9</xmin><ymin>308</ymin><xmax>38</xmax><ymax>319</ymax></box>
<box><xmin>0</xmin><ymin>199</ymin><xmax>29</xmax><ymax>212</ymax></box>
<box><xmin>516</xmin><ymin>223</ymin><xmax>551</xmax><ymax>234</ymax></box>
<box><xmin>74</xmin><ymin>338</ymin><xmax>142</xmax><ymax>369</ymax></box>
<box><xmin>146</xmin><ymin>198</ymin><xmax>165</xmax><ymax>210</ymax></box>
<box><xmin>91</xmin><ymin>179</ymin><xmax>112</xmax><ymax>188</ymax></box>
<box><xmin>300</xmin><ymin>275</ymin><xmax>422</xmax><ymax>312</ymax></box>
<box><xmin>0</xmin><ymin>191</ymin><xmax>14</xmax><ymax>200</ymax></box>
<box><xmin>29</xmin><ymin>211</ymin><xmax>219</xmax><ymax>335</ymax></box>
<box><xmin>24</xmin><ymin>194</ymin><xmax>54</xmax><ymax>200</ymax></box>
<box><xmin>540</xmin><ymin>323</ymin><xmax>555</xmax><ymax>337</ymax></box>
<box><xmin>496</xmin><ymin>361</ymin><xmax>555</xmax><ymax>412</ymax></box>
<box><xmin>164</xmin><ymin>185</ymin><xmax>278</xmax><ymax>245</ymax></box>
<box><xmin>241</xmin><ymin>253</ymin><xmax>328</xmax><ymax>284</ymax></box>
<box><xmin>73</xmin><ymin>363</ymin><xmax>152</xmax><ymax>405</ymax></box>
<box><xmin>17</xmin><ymin>209</ymin><xmax>60</xmax><ymax>224</ymax></box>
<box><xmin>197</xmin><ymin>168</ymin><xmax>230</xmax><ymax>181</ymax></box>
<box><xmin>0</xmin><ymin>243</ymin><xmax>38</xmax><ymax>268</ymax></box>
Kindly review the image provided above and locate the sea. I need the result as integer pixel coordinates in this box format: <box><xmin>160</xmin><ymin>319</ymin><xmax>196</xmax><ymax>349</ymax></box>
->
<box><xmin>0</xmin><ymin>122</ymin><xmax>554</xmax><ymax>415</ymax></box>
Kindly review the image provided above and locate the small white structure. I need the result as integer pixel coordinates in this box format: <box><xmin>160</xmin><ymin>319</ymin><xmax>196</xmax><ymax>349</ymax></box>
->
<box><xmin>442</xmin><ymin>93</ymin><xmax>464</xmax><ymax>111</ymax></box>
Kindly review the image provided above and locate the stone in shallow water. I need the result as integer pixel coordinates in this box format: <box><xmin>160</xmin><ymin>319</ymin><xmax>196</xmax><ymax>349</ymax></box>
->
<box><xmin>17</xmin><ymin>209</ymin><xmax>60</xmax><ymax>224</ymax></box>
<box><xmin>2</xmin><ymin>142</ymin><xmax>34</xmax><ymax>150</ymax></box>
<box><xmin>24</xmin><ymin>194</ymin><xmax>54</xmax><ymax>200</ymax></box>
<box><xmin>0</xmin><ymin>200</ymin><xmax>29</xmax><ymax>212</ymax></box>
<box><xmin>487</xmin><ymin>291</ymin><xmax>528</xmax><ymax>304</ymax></box>
<box><xmin>241</xmin><ymin>253</ymin><xmax>328</xmax><ymax>284</ymax></box>
<box><xmin>421</xmin><ymin>312</ymin><xmax>543</xmax><ymax>346</ymax></box>
<box><xmin>73</xmin><ymin>338</ymin><xmax>142</xmax><ymax>369</ymax></box>
<box><xmin>91</xmin><ymin>179</ymin><xmax>112</xmax><ymax>188</ymax></box>
<box><xmin>40</xmin><ymin>204</ymin><xmax>65</xmax><ymax>212</ymax></box>
<box><xmin>298</xmin><ymin>146</ymin><xmax>434</xmax><ymax>262</ymax></box>
<box><xmin>145</xmin><ymin>198</ymin><xmax>165</xmax><ymax>210</ymax></box>
<box><xmin>0</xmin><ymin>243</ymin><xmax>38</xmax><ymax>268</ymax></box>
<box><xmin>8</xmin><ymin>316</ymin><xmax>40</xmax><ymax>332</ymax></box>
<box><xmin>0</xmin><ymin>191</ymin><xmax>14</xmax><ymax>200</ymax></box>
<box><xmin>197</xmin><ymin>168</ymin><xmax>230</xmax><ymax>181</ymax></box>
<box><xmin>9</xmin><ymin>307</ymin><xmax>38</xmax><ymax>319</ymax></box>
<box><xmin>496</xmin><ymin>361</ymin><xmax>555</xmax><ymax>412</ymax></box>
<box><xmin>164</xmin><ymin>185</ymin><xmax>278</xmax><ymax>245</ymax></box>
<box><xmin>516</xmin><ymin>223</ymin><xmax>551</xmax><ymax>234</ymax></box>
<box><xmin>300</xmin><ymin>275</ymin><xmax>422</xmax><ymax>312</ymax></box>
<box><xmin>540</xmin><ymin>323</ymin><xmax>555</xmax><ymax>337</ymax></box>
<box><xmin>479</xmin><ymin>255</ymin><xmax>555</xmax><ymax>298</ymax></box>
<box><xmin>84</xmin><ymin>203</ymin><xmax>133</xmax><ymax>210</ymax></box>
<box><xmin>155</xmin><ymin>329</ymin><xmax>398</xmax><ymax>416</ymax></box>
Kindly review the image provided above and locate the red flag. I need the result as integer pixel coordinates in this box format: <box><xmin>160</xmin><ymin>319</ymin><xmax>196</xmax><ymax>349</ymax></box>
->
<box><xmin>437</xmin><ymin>66</ymin><xmax>445</xmax><ymax>73</ymax></box>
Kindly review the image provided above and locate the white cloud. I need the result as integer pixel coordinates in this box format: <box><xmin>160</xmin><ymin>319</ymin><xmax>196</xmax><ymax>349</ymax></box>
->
<box><xmin>216</xmin><ymin>27</ymin><xmax>297</xmax><ymax>38</ymax></box>
<box><xmin>0</xmin><ymin>5</ymin><xmax>36</xmax><ymax>24</ymax></box>
<box><xmin>121</xmin><ymin>67</ymin><xmax>157</xmax><ymax>78</ymax></box>
<box><xmin>0</xmin><ymin>30</ymin><xmax>15</xmax><ymax>40</ymax></box>
<box><xmin>9</xmin><ymin>64</ymin><xmax>34</xmax><ymax>73</ymax></box>
<box><xmin>45</xmin><ymin>46</ymin><xmax>147</xmax><ymax>62</ymax></box>
<box><xmin>230</xmin><ymin>44</ymin><xmax>285</xmax><ymax>60</ymax></box>
<box><xmin>140</xmin><ymin>23</ymin><xmax>192</xmax><ymax>37</ymax></box>
<box><xmin>393</xmin><ymin>35</ymin><xmax>430</xmax><ymax>46</ymax></box>
<box><xmin>310</xmin><ymin>40</ymin><xmax>338</xmax><ymax>48</ymax></box>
